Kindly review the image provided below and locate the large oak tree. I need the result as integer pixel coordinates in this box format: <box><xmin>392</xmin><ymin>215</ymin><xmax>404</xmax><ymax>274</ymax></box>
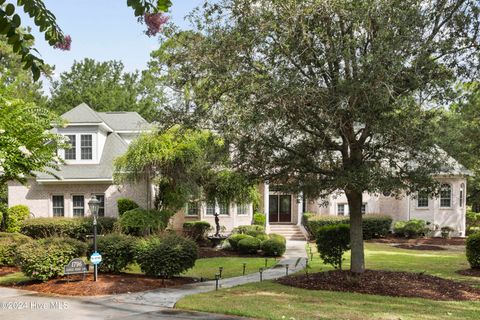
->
<box><xmin>152</xmin><ymin>0</ymin><xmax>480</xmax><ymax>273</ymax></box>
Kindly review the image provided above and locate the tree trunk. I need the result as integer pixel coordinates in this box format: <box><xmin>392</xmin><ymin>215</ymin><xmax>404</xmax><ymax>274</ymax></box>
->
<box><xmin>345</xmin><ymin>189</ymin><xmax>365</xmax><ymax>274</ymax></box>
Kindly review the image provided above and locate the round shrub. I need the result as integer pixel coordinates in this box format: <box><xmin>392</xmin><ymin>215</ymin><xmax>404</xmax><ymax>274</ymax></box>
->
<box><xmin>233</xmin><ymin>225</ymin><xmax>266</xmax><ymax>237</ymax></box>
<box><xmin>255</xmin><ymin>234</ymin><xmax>269</xmax><ymax>242</ymax></box>
<box><xmin>40</xmin><ymin>236</ymin><xmax>88</xmax><ymax>257</ymax></box>
<box><xmin>261</xmin><ymin>239</ymin><xmax>286</xmax><ymax>257</ymax></box>
<box><xmin>0</xmin><ymin>232</ymin><xmax>32</xmax><ymax>266</ymax></box>
<box><xmin>88</xmin><ymin>233</ymin><xmax>135</xmax><ymax>273</ymax></box>
<box><xmin>316</xmin><ymin>224</ymin><xmax>350</xmax><ymax>269</ymax></box>
<box><xmin>253</xmin><ymin>213</ymin><xmax>266</xmax><ymax>226</ymax></box>
<box><xmin>117</xmin><ymin>198</ymin><xmax>139</xmax><ymax>216</ymax></box>
<box><xmin>466</xmin><ymin>232</ymin><xmax>480</xmax><ymax>269</ymax></box>
<box><xmin>119</xmin><ymin>208</ymin><xmax>171</xmax><ymax>236</ymax></box>
<box><xmin>393</xmin><ymin>219</ymin><xmax>430</xmax><ymax>238</ymax></box>
<box><xmin>16</xmin><ymin>237</ymin><xmax>86</xmax><ymax>281</ymax></box>
<box><xmin>268</xmin><ymin>233</ymin><xmax>287</xmax><ymax>245</ymax></box>
<box><xmin>227</xmin><ymin>234</ymin><xmax>252</xmax><ymax>250</ymax></box>
<box><xmin>135</xmin><ymin>233</ymin><xmax>198</xmax><ymax>278</ymax></box>
<box><xmin>237</xmin><ymin>237</ymin><xmax>261</xmax><ymax>254</ymax></box>
<box><xmin>6</xmin><ymin>205</ymin><xmax>30</xmax><ymax>233</ymax></box>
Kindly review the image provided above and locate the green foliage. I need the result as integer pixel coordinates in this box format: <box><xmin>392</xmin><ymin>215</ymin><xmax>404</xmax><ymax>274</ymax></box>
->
<box><xmin>5</xmin><ymin>205</ymin><xmax>30</xmax><ymax>233</ymax></box>
<box><xmin>393</xmin><ymin>219</ymin><xmax>431</xmax><ymax>238</ymax></box>
<box><xmin>303</xmin><ymin>214</ymin><xmax>391</xmax><ymax>240</ymax></box>
<box><xmin>232</xmin><ymin>225</ymin><xmax>266</xmax><ymax>237</ymax></box>
<box><xmin>16</xmin><ymin>237</ymin><xmax>87</xmax><ymax>281</ymax></box>
<box><xmin>227</xmin><ymin>233</ymin><xmax>252</xmax><ymax>251</ymax></box>
<box><xmin>316</xmin><ymin>224</ymin><xmax>351</xmax><ymax>270</ymax></box>
<box><xmin>49</xmin><ymin>58</ymin><xmax>163</xmax><ymax>121</ymax></box>
<box><xmin>119</xmin><ymin>208</ymin><xmax>172</xmax><ymax>236</ymax></box>
<box><xmin>20</xmin><ymin>217</ymin><xmax>117</xmax><ymax>240</ymax></box>
<box><xmin>117</xmin><ymin>198</ymin><xmax>139</xmax><ymax>216</ymax></box>
<box><xmin>40</xmin><ymin>236</ymin><xmax>88</xmax><ymax>257</ymax></box>
<box><xmin>268</xmin><ymin>233</ymin><xmax>287</xmax><ymax>245</ymax></box>
<box><xmin>261</xmin><ymin>238</ymin><xmax>286</xmax><ymax>257</ymax></box>
<box><xmin>466</xmin><ymin>211</ymin><xmax>480</xmax><ymax>235</ymax></box>
<box><xmin>466</xmin><ymin>232</ymin><xmax>480</xmax><ymax>269</ymax></box>
<box><xmin>237</xmin><ymin>237</ymin><xmax>261</xmax><ymax>254</ymax></box>
<box><xmin>183</xmin><ymin>221</ymin><xmax>211</xmax><ymax>242</ymax></box>
<box><xmin>253</xmin><ymin>212</ymin><xmax>266</xmax><ymax>226</ymax></box>
<box><xmin>88</xmin><ymin>234</ymin><xmax>135</xmax><ymax>273</ymax></box>
<box><xmin>135</xmin><ymin>233</ymin><xmax>198</xmax><ymax>278</ymax></box>
<box><xmin>0</xmin><ymin>232</ymin><xmax>32</xmax><ymax>266</ymax></box>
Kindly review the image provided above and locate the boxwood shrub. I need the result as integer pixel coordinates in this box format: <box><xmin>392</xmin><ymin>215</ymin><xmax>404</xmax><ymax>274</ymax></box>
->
<box><xmin>261</xmin><ymin>237</ymin><xmax>286</xmax><ymax>257</ymax></box>
<box><xmin>253</xmin><ymin>213</ymin><xmax>266</xmax><ymax>226</ymax></box>
<box><xmin>119</xmin><ymin>208</ymin><xmax>172</xmax><ymax>236</ymax></box>
<box><xmin>232</xmin><ymin>225</ymin><xmax>266</xmax><ymax>237</ymax></box>
<box><xmin>393</xmin><ymin>219</ymin><xmax>430</xmax><ymax>238</ymax></box>
<box><xmin>0</xmin><ymin>232</ymin><xmax>32</xmax><ymax>266</ymax></box>
<box><xmin>117</xmin><ymin>198</ymin><xmax>139</xmax><ymax>216</ymax></box>
<box><xmin>16</xmin><ymin>237</ymin><xmax>87</xmax><ymax>281</ymax></box>
<box><xmin>316</xmin><ymin>224</ymin><xmax>350</xmax><ymax>269</ymax></box>
<box><xmin>237</xmin><ymin>237</ymin><xmax>261</xmax><ymax>254</ymax></box>
<box><xmin>135</xmin><ymin>233</ymin><xmax>198</xmax><ymax>278</ymax></box>
<box><xmin>466</xmin><ymin>232</ymin><xmax>480</xmax><ymax>269</ymax></box>
<box><xmin>303</xmin><ymin>213</ymin><xmax>392</xmax><ymax>240</ymax></box>
<box><xmin>87</xmin><ymin>233</ymin><xmax>135</xmax><ymax>273</ymax></box>
<box><xmin>227</xmin><ymin>234</ymin><xmax>252</xmax><ymax>250</ymax></box>
<box><xmin>20</xmin><ymin>217</ymin><xmax>117</xmax><ymax>240</ymax></box>
<box><xmin>183</xmin><ymin>221</ymin><xmax>211</xmax><ymax>242</ymax></box>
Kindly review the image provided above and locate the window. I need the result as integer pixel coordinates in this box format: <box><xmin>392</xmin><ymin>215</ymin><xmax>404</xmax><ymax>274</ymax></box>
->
<box><xmin>460</xmin><ymin>183</ymin><xmax>465</xmax><ymax>208</ymax></box>
<box><xmin>81</xmin><ymin>135</ymin><xmax>93</xmax><ymax>160</ymax></box>
<box><xmin>337</xmin><ymin>204</ymin><xmax>346</xmax><ymax>216</ymax></box>
<box><xmin>237</xmin><ymin>203</ymin><xmax>248</xmax><ymax>215</ymax></box>
<box><xmin>417</xmin><ymin>192</ymin><xmax>429</xmax><ymax>208</ymax></box>
<box><xmin>361</xmin><ymin>203</ymin><xmax>367</xmax><ymax>214</ymax></box>
<box><xmin>64</xmin><ymin>135</ymin><xmax>76</xmax><ymax>160</ymax></box>
<box><xmin>440</xmin><ymin>184</ymin><xmax>452</xmax><ymax>208</ymax></box>
<box><xmin>94</xmin><ymin>194</ymin><xmax>105</xmax><ymax>217</ymax></box>
<box><xmin>219</xmin><ymin>202</ymin><xmax>230</xmax><ymax>215</ymax></box>
<box><xmin>206</xmin><ymin>201</ymin><xmax>215</xmax><ymax>215</ymax></box>
<box><xmin>52</xmin><ymin>195</ymin><xmax>64</xmax><ymax>217</ymax></box>
<box><xmin>186</xmin><ymin>202</ymin><xmax>199</xmax><ymax>216</ymax></box>
<box><xmin>72</xmin><ymin>195</ymin><xmax>85</xmax><ymax>216</ymax></box>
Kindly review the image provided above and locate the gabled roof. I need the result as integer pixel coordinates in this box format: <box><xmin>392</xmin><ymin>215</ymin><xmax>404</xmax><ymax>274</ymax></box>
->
<box><xmin>61</xmin><ymin>103</ymin><xmax>104</xmax><ymax>124</ymax></box>
<box><xmin>97</xmin><ymin>111</ymin><xmax>150</xmax><ymax>131</ymax></box>
<box><xmin>36</xmin><ymin>133</ymin><xmax>128</xmax><ymax>182</ymax></box>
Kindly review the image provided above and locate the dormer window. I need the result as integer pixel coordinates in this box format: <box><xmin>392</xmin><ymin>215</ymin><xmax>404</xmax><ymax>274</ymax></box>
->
<box><xmin>65</xmin><ymin>135</ymin><xmax>76</xmax><ymax>160</ymax></box>
<box><xmin>81</xmin><ymin>135</ymin><xmax>93</xmax><ymax>160</ymax></box>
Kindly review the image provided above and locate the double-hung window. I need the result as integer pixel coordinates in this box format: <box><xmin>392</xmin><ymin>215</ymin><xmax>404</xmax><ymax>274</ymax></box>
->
<box><xmin>52</xmin><ymin>195</ymin><xmax>64</xmax><ymax>217</ymax></box>
<box><xmin>440</xmin><ymin>184</ymin><xmax>452</xmax><ymax>208</ymax></box>
<box><xmin>72</xmin><ymin>195</ymin><xmax>85</xmax><ymax>216</ymax></box>
<box><xmin>417</xmin><ymin>192</ymin><xmax>429</xmax><ymax>208</ymax></box>
<box><xmin>237</xmin><ymin>203</ymin><xmax>248</xmax><ymax>215</ymax></box>
<box><xmin>81</xmin><ymin>135</ymin><xmax>93</xmax><ymax>160</ymax></box>
<box><xmin>337</xmin><ymin>204</ymin><xmax>346</xmax><ymax>216</ymax></box>
<box><xmin>186</xmin><ymin>202</ymin><xmax>200</xmax><ymax>216</ymax></box>
<box><xmin>94</xmin><ymin>194</ymin><xmax>105</xmax><ymax>216</ymax></box>
<box><xmin>361</xmin><ymin>203</ymin><xmax>367</xmax><ymax>214</ymax></box>
<box><xmin>65</xmin><ymin>135</ymin><xmax>76</xmax><ymax>160</ymax></box>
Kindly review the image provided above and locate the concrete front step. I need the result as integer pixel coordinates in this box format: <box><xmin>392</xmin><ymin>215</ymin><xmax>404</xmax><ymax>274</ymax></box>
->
<box><xmin>269</xmin><ymin>224</ymin><xmax>307</xmax><ymax>240</ymax></box>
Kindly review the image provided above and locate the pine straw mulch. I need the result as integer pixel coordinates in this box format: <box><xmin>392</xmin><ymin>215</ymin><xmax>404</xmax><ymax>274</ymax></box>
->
<box><xmin>457</xmin><ymin>268</ymin><xmax>480</xmax><ymax>278</ymax></box>
<box><xmin>277</xmin><ymin>270</ymin><xmax>480</xmax><ymax>301</ymax></box>
<box><xmin>4</xmin><ymin>273</ymin><xmax>197</xmax><ymax>296</ymax></box>
<box><xmin>0</xmin><ymin>266</ymin><xmax>20</xmax><ymax>276</ymax></box>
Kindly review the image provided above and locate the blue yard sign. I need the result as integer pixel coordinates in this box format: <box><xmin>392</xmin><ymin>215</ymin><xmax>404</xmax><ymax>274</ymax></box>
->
<box><xmin>90</xmin><ymin>252</ymin><xmax>102</xmax><ymax>265</ymax></box>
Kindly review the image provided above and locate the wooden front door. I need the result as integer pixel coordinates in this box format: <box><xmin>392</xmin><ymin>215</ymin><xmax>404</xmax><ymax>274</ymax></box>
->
<box><xmin>269</xmin><ymin>194</ymin><xmax>292</xmax><ymax>223</ymax></box>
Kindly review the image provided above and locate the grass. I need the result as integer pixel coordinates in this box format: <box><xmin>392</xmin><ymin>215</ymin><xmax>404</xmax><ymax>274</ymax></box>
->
<box><xmin>0</xmin><ymin>272</ymin><xmax>30</xmax><ymax>285</ymax></box>
<box><xmin>126</xmin><ymin>257</ymin><xmax>278</xmax><ymax>279</ymax></box>
<box><xmin>176</xmin><ymin>243</ymin><xmax>480</xmax><ymax>319</ymax></box>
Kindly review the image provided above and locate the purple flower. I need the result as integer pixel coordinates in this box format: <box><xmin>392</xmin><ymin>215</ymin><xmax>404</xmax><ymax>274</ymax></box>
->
<box><xmin>143</xmin><ymin>13</ymin><xmax>169</xmax><ymax>37</ymax></box>
<box><xmin>54</xmin><ymin>35</ymin><xmax>72</xmax><ymax>51</ymax></box>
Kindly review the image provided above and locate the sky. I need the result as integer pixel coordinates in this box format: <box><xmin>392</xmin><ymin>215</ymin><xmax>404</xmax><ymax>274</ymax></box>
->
<box><xmin>19</xmin><ymin>0</ymin><xmax>204</xmax><ymax>94</ymax></box>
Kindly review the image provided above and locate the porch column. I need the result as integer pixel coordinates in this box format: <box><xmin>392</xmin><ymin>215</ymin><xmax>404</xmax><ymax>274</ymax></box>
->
<box><xmin>263</xmin><ymin>182</ymin><xmax>269</xmax><ymax>230</ymax></box>
<box><xmin>297</xmin><ymin>192</ymin><xmax>304</xmax><ymax>226</ymax></box>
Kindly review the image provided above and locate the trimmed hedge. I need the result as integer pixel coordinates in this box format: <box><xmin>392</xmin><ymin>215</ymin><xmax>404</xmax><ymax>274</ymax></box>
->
<box><xmin>20</xmin><ymin>217</ymin><xmax>117</xmax><ymax>240</ymax></box>
<box><xmin>303</xmin><ymin>213</ymin><xmax>392</xmax><ymax>240</ymax></box>
<box><xmin>316</xmin><ymin>224</ymin><xmax>350</xmax><ymax>269</ymax></box>
<box><xmin>261</xmin><ymin>237</ymin><xmax>286</xmax><ymax>257</ymax></box>
<box><xmin>119</xmin><ymin>208</ymin><xmax>172</xmax><ymax>236</ymax></box>
<box><xmin>227</xmin><ymin>234</ymin><xmax>252</xmax><ymax>250</ymax></box>
<box><xmin>393</xmin><ymin>219</ymin><xmax>430</xmax><ymax>238</ymax></box>
<box><xmin>253</xmin><ymin>213</ymin><xmax>266</xmax><ymax>226</ymax></box>
<box><xmin>232</xmin><ymin>225</ymin><xmax>266</xmax><ymax>237</ymax></box>
<box><xmin>5</xmin><ymin>205</ymin><xmax>30</xmax><ymax>233</ymax></box>
<box><xmin>88</xmin><ymin>233</ymin><xmax>135</xmax><ymax>273</ymax></box>
<box><xmin>183</xmin><ymin>221</ymin><xmax>211</xmax><ymax>242</ymax></box>
<box><xmin>237</xmin><ymin>237</ymin><xmax>261</xmax><ymax>254</ymax></box>
<box><xmin>0</xmin><ymin>232</ymin><xmax>32</xmax><ymax>266</ymax></box>
<box><xmin>117</xmin><ymin>198</ymin><xmax>139</xmax><ymax>216</ymax></box>
<box><xmin>268</xmin><ymin>233</ymin><xmax>287</xmax><ymax>245</ymax></box>
<box><xmin>16</xmin><ymin>237</ymin><xmax>87</xmax><ymax>281</ymax></box>
<box><xmin>466</xmin><ymin>232</ymin><xmax>480</xmax><ymax>269</ymax></box>
<box><xmin>135</xmin><ymin>233</ymin><xmax>198</xmax><ymax>278</ymax></box>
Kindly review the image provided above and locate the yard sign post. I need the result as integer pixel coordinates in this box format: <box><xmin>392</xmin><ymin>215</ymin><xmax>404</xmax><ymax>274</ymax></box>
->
<box><xmin>88</xmin><ymin>196</ymin><xmax>101</xmax><ymax>282</ymax></box>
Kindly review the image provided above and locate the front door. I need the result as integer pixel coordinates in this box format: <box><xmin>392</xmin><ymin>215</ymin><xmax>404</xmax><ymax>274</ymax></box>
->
<box><xmin>269</xmin><ymin>194</ymin><xmax>292</xmax><ymax>223</ymax></box>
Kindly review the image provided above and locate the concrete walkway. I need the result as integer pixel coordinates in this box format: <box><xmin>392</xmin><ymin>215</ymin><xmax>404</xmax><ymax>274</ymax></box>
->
<box><xmin>0</xmin><ymin>240</ymin><xmax>307</xmax><ymax>319</ymax></box>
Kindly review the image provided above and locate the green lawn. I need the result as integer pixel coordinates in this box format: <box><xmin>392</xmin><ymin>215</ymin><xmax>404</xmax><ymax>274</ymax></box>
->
<box><xmin>0</xmin><ymin>272</ymin><xmax>30</xmax><ymax>285</ymax></box>
<box><xmin>126</xmin><ymin>257</ymin><xmax>278</xmax><ymax>279</ymax></box>
<box><xmin>176</xmin><ymin>243</ymin><xmax>480</xmax><ymax>319</ymax></box>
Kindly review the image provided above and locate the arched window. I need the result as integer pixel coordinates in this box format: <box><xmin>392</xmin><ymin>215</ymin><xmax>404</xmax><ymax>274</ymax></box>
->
<box><xmin>460</xmin><ymin>183</ymin><xmax>465</xmax><ymax>208</ymax></box>
<box><xmin>440</xmin><ymin>184</ymin><xmax>452</xmax><ymax>208</ymax></box>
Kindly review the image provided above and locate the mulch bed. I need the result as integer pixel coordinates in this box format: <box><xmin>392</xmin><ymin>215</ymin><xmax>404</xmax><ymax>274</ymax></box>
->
<box><xmin>199</xmin><ymin>247</ymin><xmax>263</xmax><ymax>258</ymax></box>
<box><xmin>370</xmin><ymin>235</ymin><xmax>465</xmax><ymax>246</ymax></box>
<box><xmin>393</xmin><ymin>244</ymin><xmax>447</xmax><ymax>251</ymax></box>
<box><xmin>277</xmin><ymin>270</ymin><xmax>480</xmax><ymax>301</ymax></box>
<box><xmin>457</xmin><ymin>269</ymin><xmax>480</xmax><ymax>278</ymax></box>
<box><xmin>4</xmin><ymin>273</ymin><xmax>197</xmax><ymax>296</ymax></box>
<box><xmin>0</xmin><ymin>266</ymin><xmax>20</xmax><ymax>276</ymax></box>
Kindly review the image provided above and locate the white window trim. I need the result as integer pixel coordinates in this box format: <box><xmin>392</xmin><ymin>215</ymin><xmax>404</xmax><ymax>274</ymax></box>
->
<box><xmin>337</xmin><ymin>203</ymin><xmax>347</xmax><ymax>216</ymax></box>
<box><xmin>416</xmin><ymin>193</ymin><xmax>429</xmax><ymax>210</ymax></box>
<box><xmin>439</xmin><ymin>183</ymin><xmax>453</xmax><ymax>209</ymax></box>
<box><xmin>72</xmin><ymin>194</ymin><xmax>86</xmax><ymax>217</ymax></box>
<box><xmin>204</xmin><ymin>200</ymin><xmax>230</xmax><ymax>216</ymax></box>
<box><xmin>236</xmin><ymin>203</ymin><xmax>250</xmax><ymax>216</ymax></box>
<box><xmin>460</xmin><ymin>183</ymin><xmax>465</xmax><ymax>208</ymax></box>
<box><xmin>93</xmin><ymin>193</ymin><xmax>106</xmax><ymax>217</ymax></box>
<box><xmin>59</xmin><ymin>132</ymin><xmax>98</xmax><ymax>164</ymax></box>
<box><xmin>51</xmin><ymin>195</ymin><xmax>65</xmax><ymax>217</ymax></box>
<box><xmin>185</xmin><ymin>202</ymin><xmax>200</xmax><ymax>216</ymax></box>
